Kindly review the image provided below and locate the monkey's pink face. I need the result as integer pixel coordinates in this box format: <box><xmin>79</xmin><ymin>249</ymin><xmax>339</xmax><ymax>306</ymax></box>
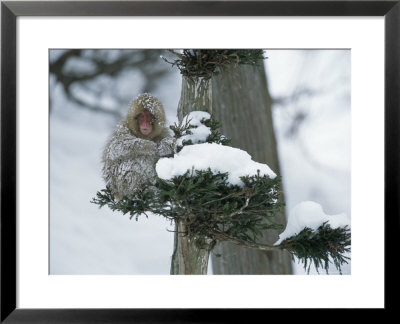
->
<box><xmin>137</xmin><ymin>111</ymin><xmax>154</xmax><ymax>136</ymax></box>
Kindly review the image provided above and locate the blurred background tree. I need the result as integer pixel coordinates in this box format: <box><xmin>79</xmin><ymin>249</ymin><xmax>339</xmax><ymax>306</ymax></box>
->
<box><xmin>50</xmin><ymin>49</ymin><xmax>170</xmax><ymax>119</ymax></box>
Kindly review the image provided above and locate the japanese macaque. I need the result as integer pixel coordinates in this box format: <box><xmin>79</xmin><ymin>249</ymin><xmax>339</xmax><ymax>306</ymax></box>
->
<box><xmin>102</xmin><ymin>93</ymin><xmax>174</xmax><ymax>199</ymax></box>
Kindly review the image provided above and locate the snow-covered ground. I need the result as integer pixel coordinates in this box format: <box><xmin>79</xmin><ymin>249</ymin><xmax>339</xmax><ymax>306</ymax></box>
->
<box><xmin>50</xmin><ymin>49</ymin><xmax>350</xmax><ymax>275</ymax></box>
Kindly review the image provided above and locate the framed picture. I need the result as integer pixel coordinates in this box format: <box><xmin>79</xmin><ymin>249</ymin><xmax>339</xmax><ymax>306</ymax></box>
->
<box><xmin>1</xmin><ymin>0</ymin><xmax>398</xmax><ymax>321</ymax></box>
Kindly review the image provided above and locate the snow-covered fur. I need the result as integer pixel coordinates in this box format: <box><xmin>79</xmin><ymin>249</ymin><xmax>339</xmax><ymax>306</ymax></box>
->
<box><xmin>102</xmin><ymin>93</ymin><xmax>174</xmax><ymax>199</ymax></box>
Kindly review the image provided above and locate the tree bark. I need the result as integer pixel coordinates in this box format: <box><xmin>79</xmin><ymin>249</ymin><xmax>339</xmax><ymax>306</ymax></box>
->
<box><xmin>211</xmin><ymin>63</ymin><xmax>293</xmax><ymax>274</ymax></box>
<box><xmin>170</xmin><ymin>76</ymin><xmax>214</xmax><ymax>275</ymax></box>
<box><xmin>176</xmin><ymin>76</ymin><xmax>212</xmax><ymax>121</ymax></box>
<box><xmin>170</xmin><ymin>222</ymin><xmax>211</xmax><ymax>275</ymax></box>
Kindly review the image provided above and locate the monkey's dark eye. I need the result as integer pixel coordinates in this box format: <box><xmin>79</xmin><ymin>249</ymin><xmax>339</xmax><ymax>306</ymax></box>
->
<box><xmin>136</xmin><ymin>111</ymin><xmax>156</xmax><ymax>123</ymax></box>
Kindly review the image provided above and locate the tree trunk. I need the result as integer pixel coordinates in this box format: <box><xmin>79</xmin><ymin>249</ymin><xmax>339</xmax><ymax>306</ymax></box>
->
<box><xmin>170</xmin><ymin>222</ymin><xmax>211</xmax><ymax>275</ymax></box>
<box><xmin>211</xmin><ymin>63</ymin><xmax>293</xmax><ymax>274</ymax></box>
<box><xmin>176</xmin><ymin>76</ymin><xmax>213</xmax><ymax>121</ymax></box>
<box><xmin>170</xmin><ymin>76</ymin><xmax>214</xmax><ymax>275</ymax></box>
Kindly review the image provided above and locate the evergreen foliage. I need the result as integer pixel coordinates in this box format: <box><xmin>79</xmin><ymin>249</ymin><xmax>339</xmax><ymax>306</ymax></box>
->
<box><xmin>92</xmin><ymin>170</ymin><xmax>284</xmax><ymax>250</ymax></box>
<box><xmin>162</xmin><ymin>49</ymin><xmax>266</xmax><ymax>80</ymax></box>
<box><xmin>169</xmin><ymin>114</ymin><xmax>231</xmax><ymax>153</ymax></box>
<box><xmin>280</xmin><ymin>222</ymin><xmax>351</xmax><ymax>274</ymax></box>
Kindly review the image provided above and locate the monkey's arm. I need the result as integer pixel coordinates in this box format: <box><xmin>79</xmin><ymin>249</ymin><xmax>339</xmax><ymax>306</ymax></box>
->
<box><xmin>103</xmin><ymin>124</ymin><xmax>157</xmax><ymax>162</ymax></box>
<box><xmin>157</xmin><ymin>136</ymin><xmax>175</xmax><ymax>157</ymax></box>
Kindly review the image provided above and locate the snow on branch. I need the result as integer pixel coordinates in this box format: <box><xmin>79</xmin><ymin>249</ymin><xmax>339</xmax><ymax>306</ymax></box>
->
<box><xmin>276</xmin><ymin>201</ymin><xmax>351</xmax><ymax>274</ymax></box>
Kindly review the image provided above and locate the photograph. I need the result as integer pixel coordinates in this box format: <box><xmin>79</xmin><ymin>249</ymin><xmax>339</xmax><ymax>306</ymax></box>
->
<box><xmin>49</xmin><ymin>49</ymin><xmax>351</xmax><ymax>275</ymax></box>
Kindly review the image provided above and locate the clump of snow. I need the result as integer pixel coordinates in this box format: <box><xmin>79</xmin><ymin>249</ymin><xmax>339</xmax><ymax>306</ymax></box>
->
<box><xmin>274</xmin><ymin>201</ymin><xmax>350</xmax><ymax>245</ymax></box>
<box><xmin>176</xmin><ymin>111</ymin><xmax>212</xmax><ymax>146</ymax></box>
<box><xmin>156</xmin><ymin>142</ymin><xmax>276</xmax><ymax>186</ymax></box>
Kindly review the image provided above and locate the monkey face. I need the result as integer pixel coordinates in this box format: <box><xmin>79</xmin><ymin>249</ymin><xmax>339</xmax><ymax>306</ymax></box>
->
<box><xmin>136</xmin><ymin>111</ymin><xmax>155</xmax><ymax>136</ymax></box>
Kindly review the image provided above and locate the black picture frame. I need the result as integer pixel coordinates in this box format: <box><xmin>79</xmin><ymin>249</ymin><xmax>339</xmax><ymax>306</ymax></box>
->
<box><xmin>1</xmin><ymin>0</ymin><xmax>398</xmax><ymax>321</ymax></box>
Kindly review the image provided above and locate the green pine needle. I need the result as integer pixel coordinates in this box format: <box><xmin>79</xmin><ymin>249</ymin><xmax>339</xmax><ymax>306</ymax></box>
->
<box><xmin>279</xmin><ymin>222</ymin><xmax>351</xmax><ymax>274</ymax></box>
<box><xmin>162</xmin><ymin>49</ymin><xmax>266</xmax><ymax>80</ymax></box>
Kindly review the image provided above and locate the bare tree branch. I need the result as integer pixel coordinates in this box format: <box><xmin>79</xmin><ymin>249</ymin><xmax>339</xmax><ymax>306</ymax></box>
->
<box><xmin>49</xmin><ymin>49</ymin><xmax>170</xmax><ymax>114</ymax></box>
